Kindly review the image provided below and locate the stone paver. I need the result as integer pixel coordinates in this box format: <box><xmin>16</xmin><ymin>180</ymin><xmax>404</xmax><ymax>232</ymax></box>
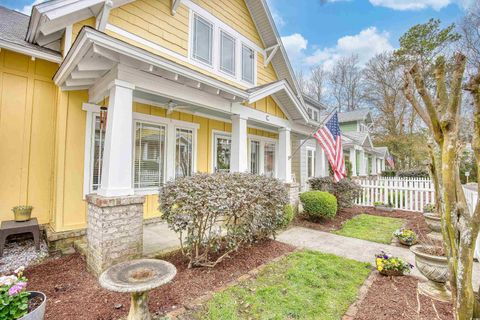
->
<box><xmin>277</xmin><ymin>226</ymin><xmax>480</xmax><ymax>287</ymax></box>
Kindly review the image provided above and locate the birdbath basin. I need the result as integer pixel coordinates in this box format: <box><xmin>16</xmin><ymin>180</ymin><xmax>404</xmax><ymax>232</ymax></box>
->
<box><xmin>99</xmin><ymin>259</ymin><xmax>176</xmax><ymax>320</ymax></box>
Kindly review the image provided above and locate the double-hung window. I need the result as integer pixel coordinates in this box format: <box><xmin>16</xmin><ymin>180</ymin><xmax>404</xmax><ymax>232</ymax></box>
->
<box><xmin>91</xmin><ymin>115</ymin><xmax>105</xmax><ymax>191</ymax></box>
<box><xmin>192</xmin><ymin>14</ymin><xmax>213</xmax><ymax>65</ymax></box>
<box><xmin>214</xmin><ymin>133</ymin><xmax>231</xmax><ymax>172</ymax></box>
<box><xmin>250</xmin><ymin>140</ymin><xmax>260</xmax><ymax>174</ymax></box>
<box><xmin>220</xmin><ymin>31</ymin><xmax>235</xmax><ymax>76</ymax></box>
<box><xmin>134</xmin><ymin>122</ymin><xmax>166</xmax><ymax>189</ymax></box>
<box><xmin>264</xmin><ymin>142</ymin><xmax>276</xmax><ymax>177</ymax></box>
<box><xmin>241</xmin><ymin>44</ymin><xmax>255</xmax><ymax>84</ymax></box>
<box><xmin>307</xmin><ymin>148</ymin><xmax>315</xmax><ymax>178</ymax></box>
<box><xmin>175</xmin><ymin>128</ymin><xmax>194</xmax><ymax>178</ymax></box>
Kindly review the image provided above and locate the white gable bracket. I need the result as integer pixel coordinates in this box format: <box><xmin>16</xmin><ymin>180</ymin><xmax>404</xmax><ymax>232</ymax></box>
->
<box><xmin>264</xmin><ymin>44</ymin><xmax>279</xmax><ymax>67</ymax></box>
<box><xmin>171</xmin><ymin>0</ymin><xmax>183</xmax><ymax>15</ymax></box>
<box><xmin>96</xmin><ymin>0</ymin><xmax>113</xmax><ymax>32</ymax></box>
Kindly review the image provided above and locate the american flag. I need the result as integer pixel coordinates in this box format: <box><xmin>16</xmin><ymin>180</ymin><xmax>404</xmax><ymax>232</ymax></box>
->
<box><xmin>313</xmin><ymin>112</ymin><xmax>346</xmax><ymax>182</ymax></box>
<box><xmin>386</xmin><ymin>155</ymin><xmax>395</xmax><ymax>169</ymax></box>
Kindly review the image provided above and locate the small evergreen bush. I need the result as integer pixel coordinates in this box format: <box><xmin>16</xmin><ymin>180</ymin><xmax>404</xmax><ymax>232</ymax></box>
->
<box><xmin>300</xmin><ymin>191</ymin><xmax>337</xmax><ymax>220</ymax></box>
<box><xmin>308</xmin><ymin>177</ymin><xmax>361</xmax><ymax>209</ymax></box>
<box><xmin>281</xmin><ymin>204</ymin><xmax>295</xmax><ymax>228</ymax></box>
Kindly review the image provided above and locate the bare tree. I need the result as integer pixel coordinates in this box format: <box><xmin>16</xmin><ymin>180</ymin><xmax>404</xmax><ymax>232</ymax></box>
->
<box><xmin>459</xmin><ymin>2</ymin><xmax>480</xmax><ymax>74</ymax></box>
<box><xmin>307</xmin><ymin>64</ymin><xmax>328</xmax><ymax>104</ymax></box>
<box><xmin>364</xmin><ymin>53</ymin><xmax>407</xmax><ymax>135</ymax></box>
<box><xmin>295</xmin><ymin>69</ymin><xmax>309</xmax><ymax>95</ymax></box>
<box><xmin>404</xmin><ymin>53</ymin><xmax>480</xmax><ymax>319</ymax></box>
<box><xmin>329</xmin><ymin>54</ymin><xmax>364</xmax><ymax>111</ymax></box>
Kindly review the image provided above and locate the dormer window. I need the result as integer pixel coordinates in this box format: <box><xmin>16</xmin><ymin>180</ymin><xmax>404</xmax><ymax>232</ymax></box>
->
<box><xmin>192</xmin><ymin>14</ymin><xmax>213</xmax><ymax>65</ymax></box>
<box><xmin>220</xmin><ymin>31</ymin><xmax>236</xmax><ymax>76</ymax></box>
<box><xmin>242</xmin><ymin>44</ymin><xmax>255</xmax><ymax>84</ymax></box>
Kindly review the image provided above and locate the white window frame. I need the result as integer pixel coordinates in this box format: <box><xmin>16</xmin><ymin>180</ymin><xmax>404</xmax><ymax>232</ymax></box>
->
<box><xmin>187</xmin><ymin>3</ymin><xmax>259</xmax><ymax>87</ymax></box>
<box><xmin>132</xmin><ymin>120</ymin><xmax>168</xmax><ymax>193</ymax></box>
<box><xmin>247</xmin><ymin>134</ymin><xmax>278</xmax><ymax>177</ymax></box>
<box><xmin>219</xmin><ymin>29</ymin><xmax>236</xmax><ymax>76</ymax></box>
<box><xmin>241</xmin><ymin>44</ymin><xmax>255</xmax><ymax>84</ymax></box>
<box><xmin>175</xmin><ymin>126</ymin><xmax>196</xmax><ymax>178</ymax></box>
<box><xmin>191</xmin><ymin>13</ymin><xmax>214</xmax><ymax>66</ymax></box>
<box><xmin>83</xmin><ymin>103</ymin><xmax>198</xmax><ymax>197</ymax></box>
<box><xmin>212</xmin><ymin>131</ymin><xmax>232</xmax><ymax>173</ymax></box>
<box><xmin>306</xmin><ymin>146</ymin><xmax>315</xmax><ymax>178</ymax></box>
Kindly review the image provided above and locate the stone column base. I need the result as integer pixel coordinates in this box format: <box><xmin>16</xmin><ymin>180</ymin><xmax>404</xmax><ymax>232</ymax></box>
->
<box><xmin>86</xmin><ymin>194</ymin><xmax>145</xmax><ymax>277</ymax></box>
<box><xmin>284</xmin><ymin>182</ymin><xmax>300</xmax><ymax>206</ymax></box>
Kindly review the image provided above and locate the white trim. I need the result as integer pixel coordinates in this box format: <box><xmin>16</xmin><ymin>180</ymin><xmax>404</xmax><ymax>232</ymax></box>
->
<box><xmin>0</xmin><ymin>40</ymin><xmax>62</xmax><ymax>63</ymax></box>
<box><xmin>306</xmin><ymin>146</ymin><xmax>315</xmax><ymax>178</ymax></box>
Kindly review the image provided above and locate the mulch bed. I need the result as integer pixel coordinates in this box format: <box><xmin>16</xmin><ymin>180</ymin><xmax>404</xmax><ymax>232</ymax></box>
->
<box><xmin>354</xmin><ymin>273</ymin><xmax>453</xmax><ymax>320</ymax></box>
<box><xmin>25</xmin><ymin>240</ymin><xmax>295</xmax><ymax>320</ymax></box>
<box><xmin>294</xmin><ymin>206</ymin><xmax>431</xmax><ymax>240</ymax></box>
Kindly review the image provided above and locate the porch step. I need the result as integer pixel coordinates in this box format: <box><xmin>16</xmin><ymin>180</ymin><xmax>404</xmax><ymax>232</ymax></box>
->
<box><xmin>73</xmin><ymin>239</ymin><xmax>88</xmax><ymax>256</ymax></box>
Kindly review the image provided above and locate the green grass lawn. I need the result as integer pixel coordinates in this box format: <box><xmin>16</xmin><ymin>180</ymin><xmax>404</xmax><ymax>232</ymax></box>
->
<box><xmin>333</xmin><ymin>213</ymin><xmax>405</xmax><ymax>244</ymax></box>
<box><xmin>192</xmin><ymin>251</ymin><xmax>371</xmax><ymax>320</ymax></box>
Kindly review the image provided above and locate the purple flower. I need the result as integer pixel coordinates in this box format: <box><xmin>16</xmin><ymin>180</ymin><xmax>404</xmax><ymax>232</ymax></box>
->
<box><xmin>8</xmin><ymin>282</ymin><xmax>26</xmax><ymax>296</ymax></box>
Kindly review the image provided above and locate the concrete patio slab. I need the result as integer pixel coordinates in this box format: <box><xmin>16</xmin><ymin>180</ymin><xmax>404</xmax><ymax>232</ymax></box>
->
<box><xmin>277</xmin><ymin>226</ymin><xmax>480</xmax><ymax>288</ymax></box>
<box><xmin>143</xmin><ymin>222</ymin><xmax>181</xmax><ymax>257</ymax></box>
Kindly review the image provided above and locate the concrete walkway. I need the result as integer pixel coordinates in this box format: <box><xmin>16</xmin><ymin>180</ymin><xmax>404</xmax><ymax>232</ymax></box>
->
<box><xmin>143</xmin><ymin>222</ymin><xmax>181</xmax><ymax>257</ymax></box>
<box><xmin>277</xmin><ymin>226</ymin><xmax>480</xmax><ymax>288</ymax></box>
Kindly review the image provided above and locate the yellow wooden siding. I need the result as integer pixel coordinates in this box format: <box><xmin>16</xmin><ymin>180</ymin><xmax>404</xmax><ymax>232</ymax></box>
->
<box><xmin>257</xmin><ymin>54</ymin><xmax>278</xmax><ymax>86</ymax></box>
<box><xmin>247</xmin><ymin>96</ymin><xmax>287</xmax><ymax>119</ymax></box>
<box><xmin>72</xmin><ymin>17</ymin><xmax>96</xmax><ymax>43</ymax></box>
<box><xmin>109</xmin><ymin>1</ymin><xmax>189</xmax><ymax>55</ymax></box>
<box><xmin>0</xmin><ymin>50</ymin><xmax>58</xmax><ymax>225</ymax></box>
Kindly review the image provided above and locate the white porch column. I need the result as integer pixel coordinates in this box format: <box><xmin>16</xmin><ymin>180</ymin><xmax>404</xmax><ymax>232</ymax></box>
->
<box><xmin>97</xmin><ymin>80</ymin><xmax>135</xmax><ymax>197</ymax></box>
<box><xmin>315</xmin><ymin>144</ymin><xmax>325</xmax><ymax>177</ymax></box>
<box><xmin>230</xmin><ymin>114</ymin><xmax>248</xmax><ymax>172</ymax></box>
<box><xmin>350</xmin><ymin>148</ymin><xmax>357</xmax><ymax>177</ymax></box>
<box><xmin>278</xmin><ymin>127</ymin><xmax>292</xmax><ymax>182</ymax></box>
<box><xmin>371</xmin><ymin>155</ymin><xmax>377</xmax><ymax>175</ymax></box>
<box><xmin>359</xmin><ymin>149</ymin><xmax>366</xmax><ymax>176</ymax></box>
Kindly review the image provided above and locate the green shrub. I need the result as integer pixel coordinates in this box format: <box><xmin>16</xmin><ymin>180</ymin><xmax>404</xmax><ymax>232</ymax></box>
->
<box><xmin>381</xmin><ymin>170</ymin><xmax>396</xmax><ymax>177</ymax></box>
<box><xmin>308</xmin><ymin>177</ymin><xmax>361</xmax><ymax>209</ymax></box>
<box><xmin>160</xmin><ymin>172</ymin><xmax>289</xmax><ymax>268</ymax></box>
<box><xmin>281</xmin><ymin>204</ymin><xmax>295</xmax><ymax>228</ymax></box>
<box><xmin>300</xmin><ymin>191</ymin><xmax>337</xmax><ymax>220</ymax></box>
<box><xmin>397</xmin><ymin>168</ymin><xmax>430</xmax><ymax>178</ymax></box>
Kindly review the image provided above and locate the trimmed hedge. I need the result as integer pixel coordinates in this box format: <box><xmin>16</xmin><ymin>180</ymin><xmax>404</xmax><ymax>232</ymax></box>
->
<box><xmin>281</xmin><ymin>204</ymin><xmax>295</xmax><ymax>228</ymax></box>
<box><xmin>300</xmin><ymin>191</ymin><xmax>337</xmax><ymax>220</ymax></box>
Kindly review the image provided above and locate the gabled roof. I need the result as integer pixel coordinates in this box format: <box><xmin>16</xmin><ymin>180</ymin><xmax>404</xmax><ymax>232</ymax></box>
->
<box><xmin>338</xmin><ymin>109</ymin><xmax>372</xmax><ymax>123</ymax></box>
<box><xmin>0</xmin><ymin>6</ymin><xmax>62</xmax><ymax>62</ymax></box>
<box><xmin>343</xmin><ymin>131</ymin><xmax>373</xmax><ymax>148</ymax></box>
<box><xmin>303</xmin><ymin>95</ymin><xmax>326</xmax><ymax>111</ymax></box>
<box><xmin>373</xmin><ymin>146</ymin><xmax>389</xmax><ymax>157</ymax></box>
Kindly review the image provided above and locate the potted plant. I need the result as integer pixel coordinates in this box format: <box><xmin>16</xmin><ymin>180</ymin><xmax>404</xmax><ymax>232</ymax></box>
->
<box><xmin>373</xmin><ymin>201</ymin><xmax>394</xmax><ymax>212</ymax></box>
<box><xmin>12</xmin><ymin>206</ymin><xmax>33</xmax><ymax>222</ymax></box>
<box><xmin>375</xmin><ymin>251</ymin><xmax>413</xmax><ymax>276</ymax></box>
<box><xmin>410</xmin><ymin>244</ymin><xmax>450</xmax><ymax>302</ymax></box>
<box><xmin>0</xmin><ymin>267</ymin><xmax>46</xmax><ymax>320</ymax></box>
<box><xmin>393</xmin><ymin>228</ymin><xmax>418</xmax><ymax>246</ymax></box>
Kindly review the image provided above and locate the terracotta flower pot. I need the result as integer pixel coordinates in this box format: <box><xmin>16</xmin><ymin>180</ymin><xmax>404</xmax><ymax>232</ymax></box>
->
<box><xmin>12</xmin><ymin>206</ymin><xmax>33</xmax><ymax>222</ymax></box>
<box><xmin>19</xmin><ymin>291</ymin><xmax>46</xmax><ymax>320</ymax></box>
<box><xmin>410</xmin><ymin>245</ymin><xmax>451</xmax><ymax>302</ymax></box>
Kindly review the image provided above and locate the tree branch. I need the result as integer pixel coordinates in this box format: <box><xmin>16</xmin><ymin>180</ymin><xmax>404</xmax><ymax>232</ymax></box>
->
<box><xmin>408</xmin><ymin>63</ymin><xmax>443</xmax><ymax>142</ymax></box>
<box><xmin>447</xmin><ymin>53</ymin><xmax>467</xmax><ymax>118</ymax></box>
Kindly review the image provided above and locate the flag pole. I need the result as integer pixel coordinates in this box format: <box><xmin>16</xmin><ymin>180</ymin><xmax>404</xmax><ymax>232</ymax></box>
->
<box><xmin>288</xmin><ymin>107</ymin><xmax>338</xmax><ymax>160</ymax></box>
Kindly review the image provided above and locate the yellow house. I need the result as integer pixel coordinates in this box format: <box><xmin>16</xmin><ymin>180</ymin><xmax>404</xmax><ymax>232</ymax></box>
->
<box><xmin>0</xmin><ymin>0</ymin><xmax>327</xmax><ymax>258</ymax></box>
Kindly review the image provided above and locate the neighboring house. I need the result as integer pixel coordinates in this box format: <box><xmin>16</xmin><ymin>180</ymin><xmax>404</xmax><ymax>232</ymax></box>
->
<box><xmin>0</xmin><ymin>0</ymin><xmax>322</xmax><ymax>250</ymax></box>
<box><xmin>293</xmin><ymin>97</ymin><xmax>390</xmax><ymax>190</ymax></box>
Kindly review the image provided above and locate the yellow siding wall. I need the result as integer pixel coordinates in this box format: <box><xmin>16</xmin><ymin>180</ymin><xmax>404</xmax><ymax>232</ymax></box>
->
<box><xmin>248</xmin><ymin>97</ymin><xmax>287</xmax><ymax>119</ymax></box>
<box><xmin>0</xmin><ymin>50</ymin><xmax>58</xmax><ymax>225</ymax></box>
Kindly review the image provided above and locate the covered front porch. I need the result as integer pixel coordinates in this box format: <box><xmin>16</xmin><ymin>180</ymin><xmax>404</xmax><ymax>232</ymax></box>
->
<box><xmin>54</xmin><ymin>26</ymin><xmax>313</xmax><ymax>275</ymax></box>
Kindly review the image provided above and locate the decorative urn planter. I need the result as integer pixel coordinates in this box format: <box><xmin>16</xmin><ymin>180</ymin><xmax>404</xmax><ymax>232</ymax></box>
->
<box><xmin>12</xmin><ymin>206</ymin><xmax>33</xmax><ymax>222</ymax></box>
<box><xmin>410</xmin><ymin>245</ymin><xmax>451</xmax><ymax>302</ymax></box>
<box><xmin>19</xmin><ymin>291</ymin><xmax>46</xmax><ymax>320</ymax></box>
<box><xmin>423</xmin><ymin>213</ymin><xmax>443</xmax><ymax>241</ymax></box>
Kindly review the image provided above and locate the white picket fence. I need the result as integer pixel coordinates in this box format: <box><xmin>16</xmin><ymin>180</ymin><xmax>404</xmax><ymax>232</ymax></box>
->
<box><xmin>354</xmin><ymin>177</ymin><xmax>435</xmax><ymax>212</ymax></box>
<box><xmin>462</xmin><ymin>185</ymin><xmax>480</xmax><ymax>259</ymax></box>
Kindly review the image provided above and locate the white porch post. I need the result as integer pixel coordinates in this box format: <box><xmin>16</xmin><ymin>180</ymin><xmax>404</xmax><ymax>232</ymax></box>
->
<box><xmin>315</xmin><ymin>144</ymin><xmax>325</xmax><ymax>177</ymax></box>
<box><xmin>278</xmin><ymin>127</ymin><xmax>292</xmax><ymax>181</ymax></box>
<box><xmin>359</xmin><ymin>149</ymin><xmax>366</xmax><ymax>176</ymax></box>
<box><xmin>371</xmin><ymin>155</ymin><xmax>377</xmax><ymax>175</ymax></box>
<box><xmin>350</xmin><ymin>148</ymin><xmax>357</xmax><ymax>176</ymax></box>
<box><xmin>230</xmin><ymin>114</ymin><xmax>248</xmax><ymax>172</ymax></box>
<box><xmin>97</xmin><ymin>80</ymin><xmax>135</xmax><ymax>197</ymax></box>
